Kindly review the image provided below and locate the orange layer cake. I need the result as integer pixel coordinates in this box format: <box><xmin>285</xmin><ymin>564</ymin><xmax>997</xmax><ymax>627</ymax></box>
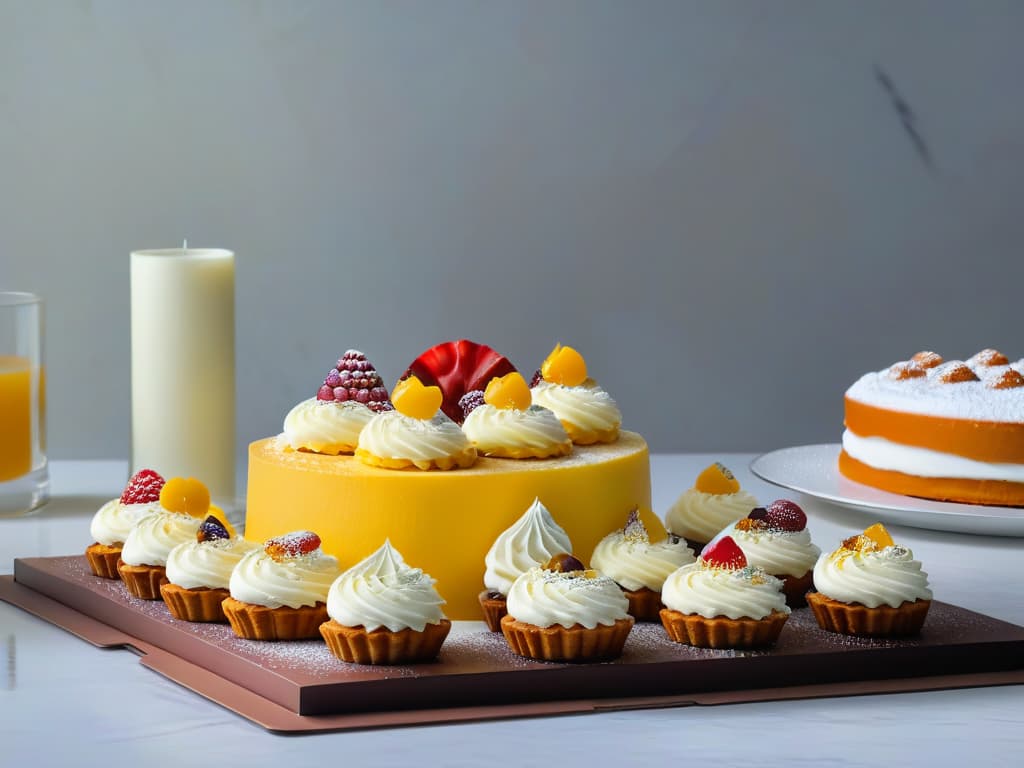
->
<box><xmin>840</xmin><ymin>349</ymin><xmax>1024</xmax><ymax>506</ymax></box>
<box><xmin>246</xmin><ymin>431</ymin><xmax>660</xmax><ymax>618</ymax></box>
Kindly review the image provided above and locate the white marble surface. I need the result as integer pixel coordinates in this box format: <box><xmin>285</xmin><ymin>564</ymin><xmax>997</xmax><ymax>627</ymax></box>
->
<box><xmin>1</xmin><ymin>456</ymin><xmax>1022</xmax><ymax>766</ymax></box>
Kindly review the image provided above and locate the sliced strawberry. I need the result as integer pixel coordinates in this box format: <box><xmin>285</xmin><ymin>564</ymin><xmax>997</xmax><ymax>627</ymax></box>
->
<box><xmin>121</xmin><ymin>469</ymin><xmax>165</xmax><ymax>505</ymax></box>
<box><xmin>700</xmin><ymin>535</ymin><xmax>747</xmax><ymax>569</ymax></box>
<box><xmin>404</xmin><ymin>340</ymin><xmax>517</xmax><ymax>423</ymax></box>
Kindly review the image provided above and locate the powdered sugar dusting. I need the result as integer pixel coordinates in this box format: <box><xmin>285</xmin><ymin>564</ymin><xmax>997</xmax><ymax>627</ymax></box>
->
<box><xmin>847</xmin><ymin>354</ymin><xmax>1024</xmax><ymax>422</ymax></box>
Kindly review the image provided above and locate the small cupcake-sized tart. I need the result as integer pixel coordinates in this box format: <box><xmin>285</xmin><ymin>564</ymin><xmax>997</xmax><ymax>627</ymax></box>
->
<box><xmin>807</xmin><ymin>523</ymin><xmax>932</xmax><ymax>637</ymax></box>
<box><xmin>320</xmin><ymin>540</ymin><xmax>451</xmax><ymax>665</ymax></box>
<box><xmin>160</xmin><ymin>516</ymin><xmax>258</xmax><ymax>622</ymax></box>
<box><xmin>117</xmin><ymin>477</ymin><xmax>227</xmax><ymax>600</ymax></box>
<box><xmin>501</xmin><ymin>554</ymin><xmax>634</xmax><ymax>663</ymax></box>
<box><xmin>664</xmin><ymin>462</ymin><xmax>759</xmax><ymax>551</ymax></box>
<box><xmin>223</xmin><ymin>530</ymin><xmax>339</xmax><ymax>640</ymax></box>
<box><xmin>355</xmin><ymin>375</ymin><xmax>477</xmax><ymax>470</ymax></box>
<box><xmin>529</xmin><ymin>344</ymin><xmax>622</xmax><ymax>445</ymax></box>
<box><xmin>660</xmin><ymin>536</ymin><xmax>790</xmax><ymax>649</ymax></box>
<box><xmin>85</xmin><ymin>468</ymin><xmax>165</xmax><ymax>579</ymax></box>
<box><xmin>479</xmin><ymin>497</ymin><xmax>572</xmax><ymax>631</ymax></box>
<box><xmin>461</xmin><ymin>372</ymin><xmax>572</xmax><ymax>459</ymax></box>
<box><xmin>283</xmin><ymin>350</ymin><xmax>391</xmax><ymax>455</ymax></box>
<box><xmin>590</xmin><ymin>508</ymin><xmax>695</xmax><ymax>621</ymax></box>
<box><xmin>726</xmin><ymin>500</ymin><xmax>821</xmax><ymax>608</ymax></box>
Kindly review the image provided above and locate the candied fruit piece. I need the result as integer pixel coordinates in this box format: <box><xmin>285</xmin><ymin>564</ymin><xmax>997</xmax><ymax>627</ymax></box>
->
<box><xmin>459</xmin><ymin>389</ymin><xmax>485</xmax><ymax>419</ymax></box>
<box><xmin>544</xmin><ymin>553</ymin><xmax>586</xmax><ymax>573</ymax></box>
<box><xmin>911</xmin><ymin>351</ymin><xmax>943</xmax><ymax>369</ymax></box>
<box><xmin>540</xmin><ymin>344</ymin><xmax>588</xmax><ymax>387</ymax></box>
<box><xmin>159</xmin><ymin>477</ymin><xmax>211</xmax><ymax>518</ymax></box>
<box><xmin>265</xmin><ymin>531</ymin><xmax>321</xmax><ymax>560</ymax></box>
<box><xmin>483</xmin><ymin>372</ymin><xmax>532</xmax><ymax>411</ymax></box>
<box><xmin>700</xmin><ymin>536</ymin><xmax>746</xmax><ymax>570</ymax></box>
<box><xmin>317</xmin><ymin>350</ymin><xmax>391</xmax><ymax>412</ymax></box>
<box><xmin>888</xmin><ymin>362</ymin><xmax>926</xmax><ymax>381</ymax></box>
<box><xmin>936</xmin><ymin>362</ymin><xmax>979</xmax><ymax>384</ymax></box>
<box><xmin>968</xmin><ymin>349</ymin><xmax>1009</xmax><ymax>367</ymax></box>
<box><xmin>763</xmin><ymin>500</ymin><xmax>807</xmax><ymax>532</ymax></box>
<box><xmin>862</xmin><ymin>522</ymin><xmax>894</xmax><ymax>549</ymax></box>
<box><xmin>121</xmin><ymin>468</ymin><xmax>166</xmax><ymax>505</ymax></box>
<box><xmin>196</xmin><ymin>515</ymin><xmax>230</xmax><ymax>542</ymax></box>
<box><xmin>694</xmin><ymin>462</ymin><xmax>741</xmax><ymax>495</ymax></box>
<box><xmin>988</xmin><ymin>368</ymin><xmax>1024</xmax><ymax>390</ymax></box>
<box><xmin>391</xmin><ymin>375</ymin><xmax>444</xmax><ymax>420</ymax></box>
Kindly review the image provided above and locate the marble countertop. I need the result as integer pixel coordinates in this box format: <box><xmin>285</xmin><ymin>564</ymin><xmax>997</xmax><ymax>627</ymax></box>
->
<box><xmin>2</xmin><ymin>456</ymin><xmax>1021</xmax><ymax>767</ymax></box>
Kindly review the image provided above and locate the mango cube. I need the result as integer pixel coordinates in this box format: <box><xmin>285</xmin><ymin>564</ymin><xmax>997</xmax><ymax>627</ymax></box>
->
<box><xmin>392</xmin><ymin>375</ymin><xmax>443</xmax><ymax>420</ymax></box>
<box><xmin>862</xmin><ymin>522</ymin><xmax>894</xmax><ymax>549</ymax></box>
<box><xmin>694</xmin><ymin>462</ymin><xmax>741</xmax><ymax>495</ymax></box>
<box><xmin>540</xmin><ymin>344</ymin><xmax>588</xmax><ymax>387</ymax></box>
<box><xmin>484</xmin><ymin>372</ymin><xmax>532</xmax><ymax>411</ymax></box>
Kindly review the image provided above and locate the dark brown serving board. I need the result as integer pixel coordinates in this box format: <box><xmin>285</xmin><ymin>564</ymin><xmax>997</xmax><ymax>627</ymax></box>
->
<box><xmin>4</xmin><ymin>555</ymin><xmax>1024</xmax><ymax>733</ymax></box>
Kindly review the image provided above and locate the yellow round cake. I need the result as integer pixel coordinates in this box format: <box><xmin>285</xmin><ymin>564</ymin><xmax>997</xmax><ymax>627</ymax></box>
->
<box><xmin>244</xmin><ymin>431</ymin><xmax>661</xmax><ymax>619</ymax></box>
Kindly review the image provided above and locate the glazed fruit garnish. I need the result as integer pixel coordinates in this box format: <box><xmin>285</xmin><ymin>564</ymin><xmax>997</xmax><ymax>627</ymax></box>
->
<box><xmin>265</xmin><ymin>531</ymin><xmax>322</xmax><ymax>561</ymax></box>
<box><xmin>988</xmin><ymin>368</ymin><xmax>1024</xmax><ymax>390</ymax></box>
<box><xmin>694</xmin><ymin>462</ymin><xmax>741</xmax><ymax>495</ymax></box>
<box><xmin>540</xmin><ymin>344</ymin><xmax>588</xmax><ymax>387</ymax></box>
<box><xmin>196</xmin><ymin>515</ymin><xmax>231</xmax><ymax>543</ymax></box>
<box><xmin>544</xmin><ymin>553</ymin><xmax>586</xmax><ymax>573</ymax></box>
<box><xmin>969</xmin><ymin>348</ymin><xmax>1009</xmax><ymax>367</ymax></box>
<box><xmin>699</xmin><ymin>535</ymin><xmax>747</xmax><ymax>570</ymax></box>
<box><xmin>391</xmin><ymin>375</ymin><xmax>444</xmax><ymax>420</ymax></box>
<box><xmin>159</xmin><ymin>477</ymin><xmax>211</xmax><ymax>518</ymax></box>
<box><xmin>622</xmin><ymin>507</ymin><xmax>648</xmax><ymax>543</ymax></box>
<box><xmin>888</xmin><ymin>361</ymin><xmax>926</xmax><ymax>381</ymax></box>
<box><xmin>842</xmin><ymin>522</ymin><xmax>895</xmax><ymax>552</ymax></box>
<box><xmin>937</xmin><ymin>362</ymin><xmax>979</xmax><ymax>384</ymax></box>
<box><xmin>911</xmin><ymin>351</ymin><xmax>943</xmax><ymax>369</ymax></box>
<box><xmin>458</xmin><ymin>389</ymin><xmax>485</xmax><ymax>419</ymax></box>
<box><xmin>762</xmin><ymin>499</ymin><xmax>807</xmax><ymax>532</ymax></box>
<box><xmin>404</xmin><ymin>340</ymin><xmax>517</xmax><ymax>423</ymax></box>
<box><xmin>528</xmin><ymin>369</ymin><xmax>543</xmax><ymax>388</ymax></box>
<box><xmin>483</xmin><ymin>372</ymin><xmax>532</xmax><ymax>411</ymax></box>
<box><xmin>120</xmin><ymin>468</ymin><xmax>166</xmax><ymax>505</ymax></box>
<box><xmin>316</xmin><ymin>350</ymin><xmax>392</xmax><ymax>412</ymax></box>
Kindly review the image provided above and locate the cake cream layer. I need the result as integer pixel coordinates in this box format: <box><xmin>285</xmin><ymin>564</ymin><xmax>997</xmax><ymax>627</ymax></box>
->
<box><xmin>245</xmin><ymin>430</ymin><xmax>658</xmax><ymax>619</ymax></box>
<box><xmin>842</xmin><ymin>430</ymin><xmax>1024</xmax><ymax>482</ymax></box>
<box><xmin>844</xmin><ymin>395</ymin><xmax>1024</xmax><ymax>464</ymax></box>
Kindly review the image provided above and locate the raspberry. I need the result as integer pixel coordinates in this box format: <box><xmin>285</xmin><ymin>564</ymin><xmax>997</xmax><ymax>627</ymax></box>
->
<box><xmin>700</xmin><ymin>536</ymin><xmax>746</xmax><ymax>570</ymax></box>
<box><xmin>317</xmin><ymin>350</ymin><xmax>391</xmax><ymax>411</ymax></box>
<box><xmin>265</xmin><ymin>530</ymin><xmax>322</xmax><ymax>560</ymax></box>
<box><xmin>196</xmin><ymin>515</ymin><xmax>230</xmax><ymax>543</ymax></box>
<box><xmin>763</xmin><ymin>500</ymin><xmax>807</xmax><ymax>532</ymax></box>
<box><xmin>120</xmin><ymin>469</ymin><xmax>165</xmax><ymax>505</ymax></box>
<box><xmin>459</xmin><ymin>389</ymin><xmax>485</xmax><ymax>419</ymax></box>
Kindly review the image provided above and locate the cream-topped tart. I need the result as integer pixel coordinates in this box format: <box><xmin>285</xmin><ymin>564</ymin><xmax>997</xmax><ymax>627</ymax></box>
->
<box><xmin>85</xmin><ymin>468</ymin><xmax>166</xmax><ymax>579</ymax></box>
<box><xmin>664</xmin><ymin>462</ymin><xmax>759</xmax><ymax>549</ymax></box>
<box><xmin>461</xmin><ymin>372</ymin><xmax>572</xmax><ymax>458</ymax></box>
<box><xmin>529</xmin><ymin>344</ymin><xmax>622</xmax><ymax>445</ymax></box>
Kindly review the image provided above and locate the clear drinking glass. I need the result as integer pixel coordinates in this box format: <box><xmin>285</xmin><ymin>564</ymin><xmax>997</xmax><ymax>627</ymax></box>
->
<box><xmin>0</xmin><ymin>292</ymin><xmax>48</xmax><ymax>516</ymax></box>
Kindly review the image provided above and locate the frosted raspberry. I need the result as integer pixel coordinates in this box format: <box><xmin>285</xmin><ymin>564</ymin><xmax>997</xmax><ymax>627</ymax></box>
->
<box><xmin>459</xmin><ymin>389</ymin><xmax>485</xmax><ymax>420</ymax></box>
<box><xmin>120</xmin><ymin>469</ymin><xmax>165</xmax><ymax>505</ymax></box>
<box><xmin>317</xmin><ymin>350</ymin><xmax>391</xmax><ymax>411</ymax></box>
<box><xmin>762</xmin><ymin>500</ymin><xmax>807</xmax><ymax>532</ymax></box>
<box><xmin>529</xmin><ymin>369</ymin><xmax>543</xmax><ymax>388</ymax></box>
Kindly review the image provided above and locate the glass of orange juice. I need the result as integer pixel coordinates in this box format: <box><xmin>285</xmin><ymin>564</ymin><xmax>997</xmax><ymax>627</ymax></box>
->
<box><xmin>0</xmin><ymin>292</ymin><xmax>48</xmax><ymax>516</ymax></box>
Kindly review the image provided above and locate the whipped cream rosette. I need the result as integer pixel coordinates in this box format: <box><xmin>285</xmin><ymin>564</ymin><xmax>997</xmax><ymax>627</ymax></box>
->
<box><xmin>85</xmin><ymin>468</ymin><xmax>166</xmax><ymax>579</ymax></box>
<box><xmin>320</xmin><ymin>540</ymin><xmax>451</xmax><ymax>664</ymax></box>
<box><xmin>591</xmin><ymin>509</ymin><xmax>695</xmax><ymax>620</ymax></box>
<box><xmin>356</xmin><ymin>375</ymin><xmax>477</xmax><ymax>470</ymax></box>
<box><xmin>664</xmin><ymin>462</ymin><xmax>758</xmax><ymax>547</ymax></box>
<box><xmin>807</xmin><ymin>523</ymin><xmax>932</xmax><ymax>637</ymax></box>
<box><xmin>283</xmin><ymin>398</ymin><xmax>374</xmax><ymax>455</ymax></box>
<box><xmin>501</xmin><ymin>553</ymin><xmax>633</xmax><ymax>662</ymax></box>
<box><xmin>479</xmin><ymin>497</ymin><xmax>573</xmax><ymax>631</ymax></box>
<box><xmin>529</xmin><ymin>344</ymin><xmax>621</xmax><ymax>445</ymax></box>
<box><xmin>724</xmin><ymin>500</ymin><xmax>821</xmax><ymax>607</ymax></box>
<box><xmin>223</xmin><ymin>530</ymin><xmax>340</xmax><ymax>640</ymax></box>
<box><xmin>461</xmin><ymin>372</ymin><xmax>572</xmax><ymax>458</ymax></box>
<box><xmin>660</xmin><ymin>535</ymin><xmax>790</xmax><ymax>648</ymax></box>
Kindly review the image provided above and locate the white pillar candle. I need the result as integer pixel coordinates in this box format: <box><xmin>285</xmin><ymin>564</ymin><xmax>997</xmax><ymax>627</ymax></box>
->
<box><xmin>130</xmin><ymin>248</ymin><xmax>235</xmax><ymax>510</ymax></box>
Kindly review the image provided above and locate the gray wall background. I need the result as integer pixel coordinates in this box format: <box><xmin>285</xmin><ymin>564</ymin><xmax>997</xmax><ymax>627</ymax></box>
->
<box><xmin>2</xmin><ymin>0</ymin><xmax>1023</xmax><ymax>463</ymax></box>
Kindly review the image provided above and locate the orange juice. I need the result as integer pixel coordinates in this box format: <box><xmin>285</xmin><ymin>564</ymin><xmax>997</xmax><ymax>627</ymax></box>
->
<box><xmin>0</xmin><ymin>355</ymin><xmax>32</xmax><ymax>481</ymax></box>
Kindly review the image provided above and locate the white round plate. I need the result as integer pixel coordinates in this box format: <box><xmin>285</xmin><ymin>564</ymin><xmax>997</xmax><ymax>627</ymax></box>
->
<box><xmin>749</xmin><ymin>444</ymin><xmax>1024</xmax><ymax>537</ymax></box>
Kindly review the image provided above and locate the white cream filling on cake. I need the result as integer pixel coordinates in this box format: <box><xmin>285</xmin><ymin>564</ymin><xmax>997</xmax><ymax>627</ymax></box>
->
<box><xmin>842</xmin><ymin>430</ymin><xmax>1024</xmax><ymax>482</ymax></box>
